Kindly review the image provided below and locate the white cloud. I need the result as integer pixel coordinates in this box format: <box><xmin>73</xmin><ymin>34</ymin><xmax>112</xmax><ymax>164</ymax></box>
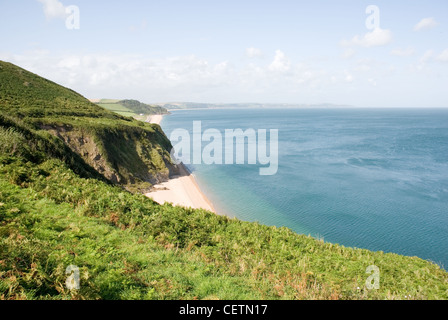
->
<box><xmin>2</xmin><ymin>50</ymin><xmax>332</xmax><ymax>102</ymax></box>
<box><xmin>268</xmin><ymin>50</ymin><xmax>291</xmax><ymax>72</ymax></box>
<box><xmin>2</xmin><ymin>51</ymin><xmax>239</xmax><ymax>100</ymax></box>
<box><xmin>390</xmin><ymin>47</ymin><xmax>415</xmax><ymax>57</ymax></box>
<box><xmin>354</xmin><ymin>58</ymin><xmax>374</xmax><ymax>72</ymax></box>
<box><xmin>368</xmin><ymin>78</ymin><xmax>377</xmax><ymax>87</ymax></box>
<box><xmin>410</xmin><ymin>48</ymin><xmax>448</xmax><ymax>73</ymax></box>
<box><xmin>246</xmin><ymin>47</ymin><xmax>263</xmax><ymax>59</ymax></box>
<box><xmin>420</xmin><ymin>50</ymin><xmax>435</xmax><ymax>63</ymax></box>
<box><xmin>37</xmin><ymin>0</ymin><xmax>68</xmax><ymax>19</ymax></box>
<box><xmin>411</xmin><ymin>50</ymin><xmax>434</xmax><ymax>71</ymax></box>
<box><xmin>436</xmin><ymin>49</ymin><xmax>448</xmax><ymax>62</ymax></box>
<box><xmin>415</xmin><ymin>49</ymin><xmax>448</xmax><ymax>64</ymax></box>
<box><xmin>342</xmin><ymin>28</ymin><xmax>393</xmax><ymax>48</ymax></box>
<box><xmin>342</xmin><ymin>48</ymin><xmax>356</xmax><ymax>59</ymax></box>
<box><xmin>0</xmin><ymin>49</ymin><xmax>405</xmax><ymax>104</ymax></box>
<box><xmin>414</xmin><ymin>17</ymin><xmax>438</xmax><ymax>31</ymax></box>
<box><xmin>344</xmin><ymin>70</ymin><xmax>354</xmax><ymax>83</ymax></box>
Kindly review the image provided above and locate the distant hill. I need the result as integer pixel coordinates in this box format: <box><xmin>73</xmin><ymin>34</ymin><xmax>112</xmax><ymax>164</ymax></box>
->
<box><xmin>160</xmin><ymin>102</ymin><xmax>353</xmax><ymax>110</ymax></box>
<box><xmin>96</xmin><ymin>99</ymin><xmax>169</xmax><ymax>118</ymax></box>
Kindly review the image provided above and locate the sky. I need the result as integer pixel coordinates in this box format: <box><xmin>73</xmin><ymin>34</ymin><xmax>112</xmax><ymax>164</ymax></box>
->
<box><xmin>0</xmin><ymin>0</ymin><xmax>447</xmax><ymax>107</ymax></box>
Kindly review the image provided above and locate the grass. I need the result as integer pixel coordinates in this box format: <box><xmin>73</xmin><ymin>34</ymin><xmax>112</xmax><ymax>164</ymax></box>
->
<box><xmin>1</xmin><ymin>156</ymin><xmax>447</xmax><ymax>300</ymax></box>
<box><xmin>0</xmin><ymin>60</ymin><xmax>174</xmax><ymax>192</ymax></box>
<box><xmin>1</xmin><ymin>59</ymin><xmax>448</xmax><ymax>300</ymax></box>
<box><xmin>96</xmin><ymin>103</ymin><xmax>138</xmax><ymax>118</ymax></box>
<box><xmin>97</xmin><ymin>99</ymin><xmax>169</xmax><ymax>118</ymax></box>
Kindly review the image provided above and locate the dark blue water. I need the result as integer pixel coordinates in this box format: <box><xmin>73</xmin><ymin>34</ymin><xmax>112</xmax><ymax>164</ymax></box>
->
<box><xmin>160</xmin><ymin>108</ymin><xmax>448</xmax><ymax>268</ymax></box>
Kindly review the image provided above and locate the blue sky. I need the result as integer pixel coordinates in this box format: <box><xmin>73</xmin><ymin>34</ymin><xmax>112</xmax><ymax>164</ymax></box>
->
<box><xmin>1</xmin><ymin>0</ymin><xmax>447</xmax><ymax>107</ymax></box>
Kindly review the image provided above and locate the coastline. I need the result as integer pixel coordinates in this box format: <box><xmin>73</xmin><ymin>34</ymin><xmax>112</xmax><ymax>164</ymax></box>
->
<box><xmin>144</xmin><ymin>114</ymin><xmax>217</xmax><ymax>213</ymax></box>
<box><xmin>148</xmin><ymin>114</ymin><xmax>164</xmax><ymax>125</ymax></box>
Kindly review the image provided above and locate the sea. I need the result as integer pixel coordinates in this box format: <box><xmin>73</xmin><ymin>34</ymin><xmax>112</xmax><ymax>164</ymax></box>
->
<box><xmin>160</xmin><ymin>108</ymin><xmax>448</xmax><ymax>269</ymax></box>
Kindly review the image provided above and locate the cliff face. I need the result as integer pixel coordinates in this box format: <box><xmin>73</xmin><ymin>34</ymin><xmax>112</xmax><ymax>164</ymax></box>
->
<box><xmin>40</xmin><ymin>123</ymin><xmax>175</xmax><ymax>192</ymax></box>
<box><xmin>0</xmin><ymin>60</ymin><xmax>174</xmax><ymax>192</ymax></box>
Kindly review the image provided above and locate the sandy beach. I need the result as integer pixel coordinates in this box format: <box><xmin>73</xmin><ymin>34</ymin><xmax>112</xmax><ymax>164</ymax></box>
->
<box><xmin>145</xmin><ymin>163</ymin><xmax>216</xmax><ymax>213</ymax></box>
<box><xmin>145</xmin><ymin>114</ymin><xmax>216</xmax><ymax>213</ymax></box>
<box><xmin>148</xmin><ymin>114</ymin><xmax>163</xmax><ymax>125</ymax></box>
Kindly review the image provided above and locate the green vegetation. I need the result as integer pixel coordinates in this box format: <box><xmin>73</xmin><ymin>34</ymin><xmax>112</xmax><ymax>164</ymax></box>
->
<box><xmin>119</xmin><ymin>99</ymin><xmax>169</xmax><ymax>115</ymax></box>
<box><xmin>0</xmin><ymin>61</ymin><xmax>174</xmax><ymax>192</ymax></box>
<box><xmin>96</xmin><ymin>102</ymin><xmax>137</xmax><ymax>118</ymax></box>
<box><xmin>97</xmin><ymin>99</ymin><xmax>169</xmax><ymax>118</ymax></box>
<box><xmin>1</xmin><ymin>60</ymin><xmax>448</xmax><ymax>300</ymax></box>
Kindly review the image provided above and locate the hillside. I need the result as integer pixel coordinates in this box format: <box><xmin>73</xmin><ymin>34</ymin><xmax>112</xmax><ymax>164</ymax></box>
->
<box><xmin>97</xmin><ymin>99</ymin><xmax>169</xmax><ymax>118</ymax></box>
<box><xmin>160</xmin><ymin>102</ymin><xmax>352</xmax><ymax>110</ymax></box>
<box><xmin>1</xmin><ymin>60</ymin><xmax>448</xmax><ymax>300</ymax></box>
<box><xmin>0</xmin><ymin>61</ymin><xmax>175</xmax><ymax>193</ymax></box>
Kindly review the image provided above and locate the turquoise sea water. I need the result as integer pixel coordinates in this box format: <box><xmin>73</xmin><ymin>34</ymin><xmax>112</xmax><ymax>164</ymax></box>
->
<box><xmin>160</xmin><ymin>108</ymin><xmax>448</xmax><ymax>268</ymax></box>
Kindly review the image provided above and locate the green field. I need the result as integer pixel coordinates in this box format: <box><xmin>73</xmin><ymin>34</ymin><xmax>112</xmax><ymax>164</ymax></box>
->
<box><xmin>97</xmin><ymin>99</ymin><xmax>169</xmax><ymax>119</ymax></box>
<box><xmin>97</xmin><ymin>102</ymin><xmax>138</xmax><ymax>118</ymax></box>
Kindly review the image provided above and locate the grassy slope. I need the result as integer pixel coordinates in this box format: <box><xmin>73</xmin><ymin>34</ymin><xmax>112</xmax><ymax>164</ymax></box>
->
<box><xmin>1</xmin><ymin>155</ymin><xmax>447</xmax><ymax>300</ymax></box>
<box><xmin>0</xmin><ymin>61</ymin><xmax>173</xmax><ymax>192</ymax></box>
<box><xmin>1</xmin><ymin>61</ymin><xmax>448</xmax><ymax>300</ymax></box>
<box><xmin>97</xmin><ymin>99</ymin><xmax>169</xmax><ymax>118</ymax></box>
<box><xmin>96</xmin><ymin>102</ymin><xmax>138</xmax><ymax>118</ymax></box>
<box><xmin>119</xmin><ymin>99</ymin><xmax>169</xmax><ymax>116</ymax></box>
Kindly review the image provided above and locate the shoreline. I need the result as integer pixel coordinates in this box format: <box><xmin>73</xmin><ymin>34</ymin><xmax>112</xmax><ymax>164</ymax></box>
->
<box><xmin>144</xmin><ymin>114</ymin><xmax>217</xmax><ymax>213</ymax></box>
<box><xmin>147</xmin><ymin>114</ymin><xmax>164</xmax><ymax>125</ymax></box>
<box><xmin>145</xmin><ymin>162</ymin><xmax>217</xmax><ymax>213</ymax></box>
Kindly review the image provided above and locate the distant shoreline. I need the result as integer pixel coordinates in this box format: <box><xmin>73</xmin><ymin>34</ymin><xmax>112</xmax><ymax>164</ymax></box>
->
<box><xmin>145</xmin><ymin>114</ymin><xmax>217</xmax><ymax>214</ymax></box>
